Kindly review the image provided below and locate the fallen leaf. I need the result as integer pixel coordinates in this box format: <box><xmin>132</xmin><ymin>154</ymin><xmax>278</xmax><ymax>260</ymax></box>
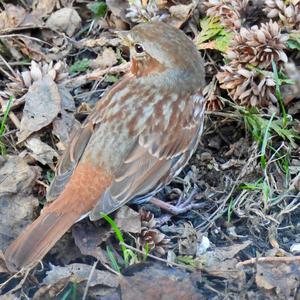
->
<box><xmin>90</xmin><ymin>48</ymin><xmax>118</xmax><ymax>70</ymax></box>
<box><xmin>168</xmin><ymin>3</ymin><xmax>195</xmax><ymax>28</ymax></box>
<box><xmin>72</xmin><ymin>220</ymin><xmax>113</xmax><ymax>259</ymax></box>
<box><xmin>25</xmin><ymin>136</ymin><xmax>58</xmax><ymax>165</ymax></box>
<box><xmin>0</xmin><ymin>4</ymin><xmax>26</xmax><ymax>30</ymax></box>
<box><xmin>81</xmin><ymin>37</ymin><xmax>121</xmax><ymax>48</ymax></box>
<box><xmin>0</xmin><ymin>4</ymin><xmax>42</xmax><ymax>31</ymax></box>
<box><xmin>18</xmin><ymin>75</ymin><xmax>61</xmax><ymax>143</ymax></box>
<box><xmin>52</xmin><ymin>85</ymin><xmax>77</xmax><ymax>146</ymax></box>
<box><xmin>0</xmin><ymin>156</ymin><xmax>40</xmax><ymax>250</ymax></box>
<box><xmin>120</xmin><ymin>262</ymin><xmax>202</xmax><ymax>300</ymax></box>
<box><xmin>256</xmin><ymin>260</ymin><xmax>300</xmax><ymax>298</ymax></box>
<box><xmin>46</xmin><ymin>8</ymin><xmax>81</xmax><ymax>37</ymax></box>
<box><xmin>32</xmin><ymin>0</ymin><xmax>57</xmax><ymax>19</ymax></box>
<box><xmin>178</xmin><ymin>223</ymin><xmax>198</xmax><ymax>256</ymax></box>
<box><xmin>43</xmin><ymin>263</ymin><xmax>119</xmax><ymax>288</ymax></box>
<box><xmin>115</xmin><ymin>206</ymin><xmax>141</xmax><ymax>234</ymax></box>
<box><xmin>33</xmin><ymin>277</ymin><xmax>70</xmax><ymax>300</ymax></box>
<box><xmin>201</xmin><ymin>241</ymin><xmax>251</xmax><ymax>281</ymax></box>
<box><xmin>106</xmin><ymin>0</ymin><xmax>130</xmax><ymax>22</ymax></box>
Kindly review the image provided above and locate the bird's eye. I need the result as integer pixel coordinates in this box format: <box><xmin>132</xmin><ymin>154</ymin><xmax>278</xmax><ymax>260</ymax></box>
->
<box><xmin>134</xmin><ymin>44</ymin><xmax>144</xmax><ymax>54</ymax></box>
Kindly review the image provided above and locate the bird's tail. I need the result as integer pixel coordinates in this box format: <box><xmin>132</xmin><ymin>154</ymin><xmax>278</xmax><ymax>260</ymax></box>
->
<box><xmin>4</xmin><ymin>162</ymin><xmax>112</xmax><ymax>272</ymax></box>
<box><xmin>4</xmin><ymin>196</ymin><xmax>79</xmax><ymax>272</ymax></box>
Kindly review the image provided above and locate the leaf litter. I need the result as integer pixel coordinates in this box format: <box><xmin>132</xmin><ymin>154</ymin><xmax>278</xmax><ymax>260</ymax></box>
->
<box><xmin>0</xmin><ymin>0</ymin><xmax>299</xmax><ymax>299</ymax></box>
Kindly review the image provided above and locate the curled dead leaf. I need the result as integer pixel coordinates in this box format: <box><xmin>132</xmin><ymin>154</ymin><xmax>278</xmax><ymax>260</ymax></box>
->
<box><xmin>18</xmin><ymin>75</ymin><xmax>61</xmax><ymax>143</ymax></box>
<box><xmin>46</xmin><ymin>8</ymin><xmax>81</xmax><ymax>37</ymax></box>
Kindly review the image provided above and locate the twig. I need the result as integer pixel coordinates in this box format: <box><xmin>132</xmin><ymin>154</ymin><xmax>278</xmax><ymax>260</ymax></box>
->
<box><xmin>82</xmin><ymin>260</ymin><xmax>99</xmax><ymax>300</ymax></box>
<box><xmin>0</xmin><ymin>268</ymin><xmax>29</xmax><ymax>292</ymax></box>
<box><xmin>64</xmin><ymin>62</ymin><xmax>130</xmax><ymax>88</ymax></box>
<box><xmin>0</xmin><ymin>34</ymin><xmax>52</xmax><ymax>46</ymax></box>
<box><xmin>120</xmin><ymin>242</ymin><xmax>194</xmax><ymax>271</ymax></box>
<box><xmin>0</xmin><ymin>53</ymin><xmax>18</xmax><ymax>78</ymax></box>
<box><xmin>237</xmin><ymin>256</ymin><xmax>300</xmax><ymax>267</ymax></box>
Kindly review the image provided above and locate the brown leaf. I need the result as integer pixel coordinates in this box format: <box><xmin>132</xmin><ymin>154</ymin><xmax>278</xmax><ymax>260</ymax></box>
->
<box><xmin>46</xmin><ymin>8</ymin><xmax>81</xmax><ymax>37</ymax></box>
<box><xmin>32</xmin><ymin>0</ymin><xmax>57</xmax><ymax>19</ymax></box>
<box><xmin>0</xmin><ymin>4</ymin><xmax>26</xmax><ymax>30</ymax></box>
<box><xmin>90</xmin><ymin>48</ymin><xmax>118</xmax><ymax>70</ymax></box>
<box><xmin>25</xmin><ymin>137</ymin><xmax>58</xmax><ymax>165</ymax></box>
<box><xmin>72</xmin><ymin>221</ymin><xmax>113</xmax><ymax>259</ymax></box>
<box><xmin>256</xmin><ymin>260</ymin><xmax>300</xmax><ymax>298</ymax></box>
<box><xmin>18</xmin><ymin>75</ymin><xmax>61</xmax><ymax>143</ymax></box>
<box><xmin>33</xmin><ymin>277</ymin><xmax>70</xmax><ymax>300</ymax></box>
<box><xmin>201</xmin><ymin>241</ymin><xmax>251</xmax><ymax>281</ymax></box>
<box><xmin>42</xmin><ymin>263</ymin><xmax>119</xmax><ymax>288</ymax></box>
<box><xmin>120</xmin><ymin>262</ymin><xmax>202</xmax><ymax>300</ymax></box>
<box><xmin>52</xmin><ymin>85</ymin><xmax>77</xmax><ymax>146</ymax></box>
<box><xmin>178</xmin><ymin>223</ymin><xmax>198</xmax><ymax>256</ymax></box>
<box><xmin>0</xmin><ymin>156</ymin><xmax>40</xmax><ymax>250</ymax></box>
<box><xmin>115</xmin><ymin>206</ymin><xmax>141</xmax><ymax>234</ymax></box>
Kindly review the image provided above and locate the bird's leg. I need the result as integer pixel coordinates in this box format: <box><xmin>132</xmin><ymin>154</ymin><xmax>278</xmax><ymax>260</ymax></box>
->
<box><xmin>149</xmin><ymin>189</ymin><xmax>204</xmax><ymax>215</ymax></box>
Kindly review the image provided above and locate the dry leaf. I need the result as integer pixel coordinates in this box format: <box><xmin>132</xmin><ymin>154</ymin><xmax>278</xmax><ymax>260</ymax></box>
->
<box><xmin>0</xmin><ymin>156</ymin><xmax>40</xmax><ymax>250</ymax></box>
<box><xmin>115</xmin><ymin>206</ymin><xmax>141</xmax><ymax>234</ymax></box>
<box><xmin>33</xmin><ymin>277</ymin><xmax>70</xmax><ymax>300</ymax></box>
<box><xmin>32</xmin><ymin>0</ymin><xmax>57</xmax><ymax>18</ymax></box>
<box><xmin>178</xmin><ymin>223</ymin><xmax>198</xmax><ymax>256</ymax></box>
<box><xmin>18</xmin><ymin>75</ymin><xmax>61</xmax><ymax>143</ymax></box>
<box><xmin>43</xmin><ymin>263</ymin><xmax>119</xmax><ymax>288</ymax></box>
<box><xmin>90</xmin><ymin>48</ymin><xmax>118</xmax><ymax>70</ymax></box>
<box><xmin>52</xmin><ymin>85</ymin><xmax>77</xmax><ymax>146</ymax></box>
<box><xmin>72</xmin><ymin>221</ymin><xmax>113</xmax><ymax>259</ymax></box>
<box><xmin>81</xmin><ymin>37</ymin><xmax>121</xmax><ymax>48</ymax></box>
<box><xmin>25</xmin><ymin>136</ymin><xmax>58</xmax><ymax>165</ymax></box>
<box><xmin>256</xmin><ymin>260</ymin><xmax>300</xmax><ymax>298</ymax></box>
<box><xmin>46</xmin><ymin>8</ymin><xmax>81</xmax><ymax>37</ymax></box>
<box><xmin>106</xmin><ymin>0</ymin><xmax>130</xmax><ymax>22</ymax></box>
<box><xmin>201</xmin><ymin>241</ymin><xmax>251</xmax><ymax>281</ymax></box>
<box><xmin>0</xmin><ymin>4</ymin><xmax>26</xmax><ymax>30</ymax></box>
<box><xmin>120</xmin><ymin>262</ymin><xmax>202</xmax><ymax>300</ymax></box>
<box><xmin>168</xmin><ymin>3</ymin><xmax>194</xmax><ymax>28</ymax></box>
<box><xmin>0</xmin><ymin>4</ymin><xmax>42</xmax><ymax>31</ymax></box>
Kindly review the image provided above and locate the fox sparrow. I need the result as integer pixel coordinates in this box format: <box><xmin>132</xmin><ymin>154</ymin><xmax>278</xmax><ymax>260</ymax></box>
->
<box><xmin>5</xmin><ymin>22</ymin><xmax>205</xmax><ymax>272</ymax></box>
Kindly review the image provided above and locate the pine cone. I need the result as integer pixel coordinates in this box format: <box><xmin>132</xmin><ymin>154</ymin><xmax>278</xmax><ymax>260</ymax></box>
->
<box><xmin>227</xmin><ymin>20</ymin><xmax>288</xmax><ymax>69</ymax></box>
<box><xmin>216</xmin><ymin>64</ymin><xmax>277</xmax><ymax>108</ymax></box>
<box><xmin>136</xmin><ymin>208</ymin><xmax>170</xmax><ymax>256</ymax></box>
<box><xmin>204</xmin><ymin>0</ymin><xmax>248</xmax><ymax>30</ymax></box>
<box><xmin>126</xmin><ymin>0</ymin><xmax>168</xmax><ymax>23</ymax></box>
<box><xmin>6</xmin><ymin>60</ymin><xmax>68</xmax><ymax>97</ymax></box>
<box><xmin>204</xmin><ymin>78</ymin><xmax>224</xmax><ymax>111</ymax></box>
<box><xmin>264</xmin><ymin>0</ymin><xmax>300</xmax><ymax>31</ymax></box>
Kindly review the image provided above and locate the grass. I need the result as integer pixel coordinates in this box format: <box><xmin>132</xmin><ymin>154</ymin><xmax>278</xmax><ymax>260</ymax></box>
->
<box><xmin>0</xmin><ymin>96</ymin><xmax>13</xmax><ymax>155</ymax></box>
<box><xmin>101</xmin><ymin>213</ymin><xmax>137</xmax><ymax>270</ymax></box>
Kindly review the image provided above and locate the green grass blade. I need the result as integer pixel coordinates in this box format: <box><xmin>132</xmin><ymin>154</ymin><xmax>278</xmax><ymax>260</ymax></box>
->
<box><xmin>100</xmin><ymin>213</ymin><xmax>127</xmax><ymax>265</ymax></box>
<box><xmin>272</xmin><ymin>61</ymin><xmax>287</xmax><ymax>127</ymax></box>
<box><xmin>261</xmin><ymin>113</ymin><xmax>275</xmax><ymax>170</ymax></box>
<box><xmin>106</xmin><ymin>245</ymin><xmax>121</xmax><ymax>273</ymax></box>
<box><xmin>0</xmin><ymin>96</ymin><xmax>13</xmax><ymax>136</ymax></box>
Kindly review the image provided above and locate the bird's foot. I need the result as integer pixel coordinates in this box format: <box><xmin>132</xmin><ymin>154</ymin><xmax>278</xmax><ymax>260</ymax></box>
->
<box><xmin>149</xmin><ymin>189</ymin><xmax>204</xmax><ymax>215</ymax></box>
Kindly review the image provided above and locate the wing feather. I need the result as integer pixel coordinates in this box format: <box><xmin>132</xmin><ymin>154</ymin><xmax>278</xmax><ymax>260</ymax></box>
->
<box><xmin>89</xmin><ymin>93</ymin><xmax>205</xmax><ymax>221</ymax></box>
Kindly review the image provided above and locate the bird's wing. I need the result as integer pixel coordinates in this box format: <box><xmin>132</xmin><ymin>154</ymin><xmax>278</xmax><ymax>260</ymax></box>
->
<box><xmin>89</xmin><ymin>93</ymin><xmax>205</xmax><ymax>220</ymax></box>
<box><xmin>46</xmin><ymin>77</ymin><xmax>131</xmax><ymax>201</ymax></box>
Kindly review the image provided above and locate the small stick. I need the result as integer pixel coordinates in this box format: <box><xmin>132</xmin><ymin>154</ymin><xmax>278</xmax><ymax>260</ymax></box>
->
<box><xmin>237</xmin><ymin>256</ymin><xmax>300</xmax><ymax>267</ymax></box>
<box><xmin>64</xmin><ymin>62</ymin><xmax>130</xmax><ymax>88</ymax></box>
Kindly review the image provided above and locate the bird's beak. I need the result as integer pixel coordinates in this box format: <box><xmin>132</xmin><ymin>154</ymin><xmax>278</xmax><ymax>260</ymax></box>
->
<box><xmin>116</xmin><ymin>30</ymin><xmax>133</xmax><ymax>47</ymax></box>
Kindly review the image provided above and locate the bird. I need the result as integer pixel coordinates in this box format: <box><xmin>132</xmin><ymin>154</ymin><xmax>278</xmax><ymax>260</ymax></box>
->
<box><xmin>4</xmin><ymin>21</ymin><xmax>206</xmax><ymax>272</ymax></box>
